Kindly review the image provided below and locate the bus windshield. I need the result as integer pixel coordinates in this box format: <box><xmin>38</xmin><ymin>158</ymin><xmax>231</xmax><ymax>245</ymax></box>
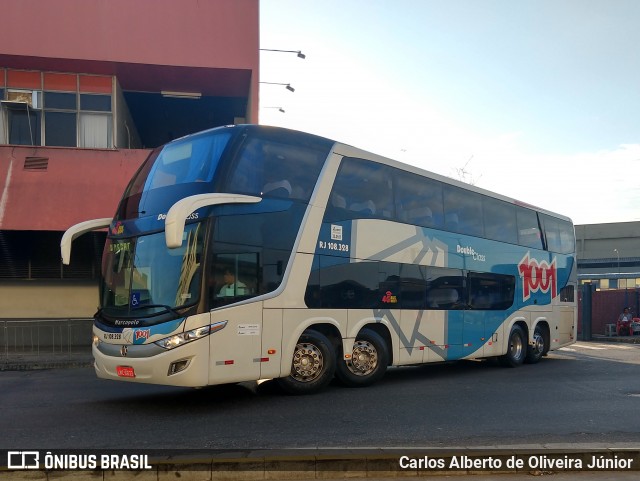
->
<box><xmin>100</xmin><ymin>223</ymin><xmax>204</xmax><ymax>317</ymax></box>
<box><xmin>117</xmin><ymin>130</ymin><xmax>233</xmax><ymax>220</ymax></box>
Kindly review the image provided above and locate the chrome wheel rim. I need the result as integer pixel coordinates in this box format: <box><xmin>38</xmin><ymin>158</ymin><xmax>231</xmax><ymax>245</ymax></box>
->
<box><xmin>347</xmin><ymin>340</ymin><xmax>378</xmax><ymax>376</ymax></box>
<box><xmin>291</xmin><ymin>342</ymin><xmax>323</xmax><ymax>382</ymax></box>
<box><xmin>531</xmin><ymin>331</ymin><xmax>544</xmax><ymax>355</ymax></box>
<box><xmin>510</xmin><ymin>332</ymin><xmax>524</xmax><ymax>359</ymax></box>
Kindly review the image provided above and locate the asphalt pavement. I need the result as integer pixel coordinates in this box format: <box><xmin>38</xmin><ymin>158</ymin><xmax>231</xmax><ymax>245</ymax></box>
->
<box><xmin>2</xmin><ymin>334</ymin><xmax>639</xmax><ymax>479</ymax></box>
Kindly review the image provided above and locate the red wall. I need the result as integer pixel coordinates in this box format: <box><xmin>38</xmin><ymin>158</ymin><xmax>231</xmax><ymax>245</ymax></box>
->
<box><xmin>0</xmin><ymin>146</ymin><xmax>149</xmax><ymax>231</ymax></box>
<box><xmin>0</xmin><ymin>0</ymin><xmax>259</xmax><ymax>121</ymax></box>
<box><xmin>0</xmin><ymin>0</ymin><xmax>258</xmax><ymax>70</ymax></box>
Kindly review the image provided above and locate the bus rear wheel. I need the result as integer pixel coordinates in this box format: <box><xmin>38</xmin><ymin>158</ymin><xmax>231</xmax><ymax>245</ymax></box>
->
<box><xmin>336</xmin><ymin>329</ymin><xmax>389</xmax><ymax>387</ymax></box>
<box><xmin>277</xmin><ymin>330</ymin><xmax>336</xmax><ymax>395</ymax></box>
<box><xmin>499</xmin><ymin>324</ymin><xmax>526</xmax><ymax>367</ymax></box>
<box><xmin>525</xmin><ymin>325</ymin><xmax>547</xmax><ymax>364</ymax></box>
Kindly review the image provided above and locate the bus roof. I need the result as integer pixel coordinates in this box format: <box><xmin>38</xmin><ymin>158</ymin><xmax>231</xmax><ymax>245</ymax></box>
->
<box><xmin>330</xmin><ymin>141</ymin><xmax>573</xmax><ymax>224</ymax></box>
<box><xmin>173</xmin><ymin>124</ymin><xmax>573</xmax><ymax>224</ymax></box>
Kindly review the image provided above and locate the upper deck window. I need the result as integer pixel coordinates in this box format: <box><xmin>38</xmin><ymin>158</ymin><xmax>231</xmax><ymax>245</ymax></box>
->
<box><xmin>226</xmin><ymin>134</ymin><xmax>328</xmax><ymax>202</ymax></box>
<box><xmin>146</xmin><ymin>131</ymin><xmax>232</xmax><ymax>189</ymax></box>
<box><xmin>116</xmin><ymin>130</ymin><xmax>232</xmax><ymax>219</ymax></box>
<box><xmin>323</xmin><ymin>156</ymin><xmax>569</xmax><ymax>254</ymax></box>
<box><xmin>325</xmin><ymin>157</ymin><xmax>394</xmax><ymax>221</ymax></box>
<box><xmin>540</xmin><ymin>214</ymin><xmax>575</xmax><ymax>254</ymax></box>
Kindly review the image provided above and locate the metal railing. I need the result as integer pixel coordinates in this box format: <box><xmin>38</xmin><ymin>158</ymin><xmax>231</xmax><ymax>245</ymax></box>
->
<box><xmin>1</xmin><ymin>319</ymin><xmax>93</xmax><ymax>361</ymax></box>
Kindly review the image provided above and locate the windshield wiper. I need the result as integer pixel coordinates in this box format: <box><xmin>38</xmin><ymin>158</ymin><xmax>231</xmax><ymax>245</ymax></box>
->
<box><xmin>132</xmin><ymin>304</ymin><xmax>181</xmax><ymax>317</ymax></box>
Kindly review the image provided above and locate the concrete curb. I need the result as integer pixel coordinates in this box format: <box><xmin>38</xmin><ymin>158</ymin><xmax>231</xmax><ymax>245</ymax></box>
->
<box><xmin>0</xmin><ymin>351</ymin><xmax>93</xmax><ymax>371</ymax></box>
<box><xmin>591</xmin><ymin>334</ymin><xmax>640</xmax><ymax>344</ymax></box>
<box><xmin>0</xmin><ymin>359</ymin><xmax>93</xmax><ymax>371</ymax></box>
<box><xmin>1</xmin><ymin>446</ymin><xmax>639</xmax><ymax>479</ymax></box>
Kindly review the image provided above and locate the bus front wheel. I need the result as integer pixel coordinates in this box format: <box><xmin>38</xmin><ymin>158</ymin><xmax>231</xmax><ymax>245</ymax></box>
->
<box><xmin>277</xmin><ymin>330</ymin><xmax>336</xmax><ymax>395</ymax></box>
<box><xmin>499</xmin><ymin>324</ymin><xmax>526</xmax><ymax>367</ymax></box>
<box><xmin>336</xmin><ymin>329</ymin><xmax>389</xmax><ymax>387</ymax></box>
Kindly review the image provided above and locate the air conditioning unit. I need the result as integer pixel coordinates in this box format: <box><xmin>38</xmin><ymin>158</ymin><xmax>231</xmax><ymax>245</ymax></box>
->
<box><xmin>3</xmin><ymin>90</ymin><xmax>42</xmax><ymax>109</ymax></box>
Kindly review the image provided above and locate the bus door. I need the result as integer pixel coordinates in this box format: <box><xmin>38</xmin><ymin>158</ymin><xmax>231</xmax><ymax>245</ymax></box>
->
<box><xmin>208</xmin><ymin>253</ymin><xmax>263</xmax><ymax>385</ymax></box>
<box><xmin>461</xmin><ymin>309</ymin><xmax>503</xmax><ymax>358</ymax></box>
<box><xmin>465</xmin><ymin>272</ymin><xmax>517</xmax><ymax>358</ymax></box>
<box><xmin>424</xmin><ymin>268</ymin><xmax>465</xmax><ymax>360</ymax></box>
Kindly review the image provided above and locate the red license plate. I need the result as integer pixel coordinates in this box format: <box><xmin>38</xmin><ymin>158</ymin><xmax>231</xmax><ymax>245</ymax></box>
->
<box><xmin>116</xmin><ymin>366</ymin><xmax>136</xmax><ymax>378</ymax></box>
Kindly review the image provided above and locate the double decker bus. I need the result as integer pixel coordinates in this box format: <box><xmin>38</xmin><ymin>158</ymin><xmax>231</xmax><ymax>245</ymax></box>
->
<box><xmin>62</xmin><ymin>125</ymin><xmax>576</xmax><ymax>394</ymax></box>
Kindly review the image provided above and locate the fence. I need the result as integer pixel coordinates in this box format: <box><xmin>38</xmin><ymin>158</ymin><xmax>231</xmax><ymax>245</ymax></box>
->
<box><xmin>1</xmin><ymin>319</ymin><xmax>93</xmax><ymax>362</ymax></box>
<box><xmin>578</xmin><ymin>287</ymin><xmax>640</xmax><ymax>337</ymax></box>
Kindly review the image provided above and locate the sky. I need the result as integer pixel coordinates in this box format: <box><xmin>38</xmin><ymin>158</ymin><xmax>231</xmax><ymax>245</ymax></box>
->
<box><xmin>258</xmin><ymin>0</ymin><xmax>640</xmax><ymax>225</ymax></box>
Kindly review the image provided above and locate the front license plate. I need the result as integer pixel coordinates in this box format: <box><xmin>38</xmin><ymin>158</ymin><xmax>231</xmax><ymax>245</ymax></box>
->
<box><xmin>116</xmin><ymin>366</ymin><xmax>136</xmax><ymax>378</ymax></box>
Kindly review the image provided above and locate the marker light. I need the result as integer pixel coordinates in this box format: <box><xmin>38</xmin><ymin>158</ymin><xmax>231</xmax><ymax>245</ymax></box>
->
<box><xmin>154</xmin><ymin>320</ymin><xmax>227</xmax><ymax>350</ymax></box>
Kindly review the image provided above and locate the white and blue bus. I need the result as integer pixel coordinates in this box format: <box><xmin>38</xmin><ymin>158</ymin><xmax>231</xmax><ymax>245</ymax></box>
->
<box><xmin>62</xmin><ymin>125</ymin><xmax>576</xmax><ymax>394</ymax></box>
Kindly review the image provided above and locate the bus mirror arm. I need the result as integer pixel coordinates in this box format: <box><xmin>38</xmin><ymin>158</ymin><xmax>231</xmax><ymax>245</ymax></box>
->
<box><xmin>165</xmin><ymin>193</ymin><xmax>262</xmax><ymax>248</ymax></box>
<box><xmin>60</xmin><ymin>218</ymin><xmax>112</xmax><ymax>265</ymax></box>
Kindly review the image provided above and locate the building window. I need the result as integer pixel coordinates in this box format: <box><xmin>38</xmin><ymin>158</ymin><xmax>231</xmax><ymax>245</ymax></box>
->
<box><xmin>45</xmin><ymin>111</ymin><xmax>77</xmax><ymax>147</ymax></box>
<box><xmin>7</xmin><ymin>107</ymin><xmax>41</xmax><ymax>146</ymax></box>
<box><xmin>80</xmin><ymin>94</ymin><xmax>111</xmax><ymax>111</ymax></box>
<box><xmin>45</xmin><ymin>92</ymin><xmax>77</xmax><ymax>110</ymax></box>
<box><xmin>0</xmin><ymin>230</ymin><xmax>104</xmax><ymax>280</ymax></box>
<box><xmin>1</xmin><ymin>70</ymin><xmax>114</xmax><ymax>149</ymax></box>
<box><xmin>79</xmin><ymin>113</ymin><xmax>112</xmax><ymax>148</ymax></box>
<box><xmin>79</xmin><ymin>93</ymin><xmax>112</xmax><ymax>148</ymax></box>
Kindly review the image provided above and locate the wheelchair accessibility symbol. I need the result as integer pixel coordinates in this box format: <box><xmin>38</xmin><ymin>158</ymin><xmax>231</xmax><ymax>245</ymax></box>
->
<box><xmin>130</xmin><ymin>292</ymin><xmax>141</xmax><ymax>308</ymax></box>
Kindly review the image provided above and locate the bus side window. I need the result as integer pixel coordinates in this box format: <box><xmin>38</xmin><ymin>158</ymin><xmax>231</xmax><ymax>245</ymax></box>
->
<box><xmin>209</xmin><ymin>253</ymin><xmax>258</xmax><ymax>306</ymax></box>
<box><xmin>483</xmin><ymin>197</ymin><xmax>518</xmax><ymax>244</ymax></box>
<box><xmin>394</xmin><ymin>171</ymin><xmax>444</xmax><ymax>229</ymax></box>
<box><xmin>426</xmin><ymin>267</ymin><xmax>465</xmax><ymax>310</ymax></box>
<box><xmin>325</xmin><ymin>157</ymin><xmax>393</xmax><ymax>222</ymax></box>
<box><xmin>541</xmin><ymin>214</ymin><xmax>575</xmax><ymax>254</ymax></box>
<box><xmin>467</xmin><ymin>272</ymin><xmax>515</xmax><ymax>310</ymax></box>
<box><xmin>443</xmin><ymin>185</ymin><xmax>483</xmax><ymax>237</ymax></box>
<box><xmin>517</xmin><ymin>207</ymin><xmax>543</xmax><ymax>250</ymax></box>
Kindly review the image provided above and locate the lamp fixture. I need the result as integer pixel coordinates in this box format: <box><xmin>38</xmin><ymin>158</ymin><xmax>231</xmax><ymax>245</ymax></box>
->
<box><xmin>260</xmin><ymin>48</ymin><xmax>306</xmax><ymax>59</ymax></box>
<box><xmin>259</xmin><ymin>82</ymin><xmax>295</xmax><ymax>92</ymax></box>
<box><xmin>161</xmin><ymin>90</ymin><xmax>202</xmax><ymax>99</ymax></box>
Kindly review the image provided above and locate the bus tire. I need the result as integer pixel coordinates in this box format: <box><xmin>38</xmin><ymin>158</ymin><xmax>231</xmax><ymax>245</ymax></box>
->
<box><xmin>277</xmin><ymin>330</ymin><xmax>336</xmax><ymax>395</ymax></box>
<box><xmin>336</xmin><ymin>328</ymin><xmax>389</xmax><ymax>387</ymax></box>
<box><xmin>525</xmin><ymin>324</ymin><xmax>546</xmax><ymax>364</ymax></box>
<box><xmin>499</xmin><ymin>324</ymin><xmax>526</xmax><ymax>367</ymax></box>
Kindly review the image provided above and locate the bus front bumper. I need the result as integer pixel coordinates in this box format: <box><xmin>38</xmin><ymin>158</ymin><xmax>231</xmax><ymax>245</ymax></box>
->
<box><xmin>92</xmin><ymin>337</ymin><xmax>209</xmax><ymax>387</ymax></box>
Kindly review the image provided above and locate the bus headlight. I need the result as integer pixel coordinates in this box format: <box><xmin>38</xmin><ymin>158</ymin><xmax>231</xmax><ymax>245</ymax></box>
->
<box><xmin>154</xmin><ymin>320</ymin><xmax>228</xmax><ymax>350</ymax></box>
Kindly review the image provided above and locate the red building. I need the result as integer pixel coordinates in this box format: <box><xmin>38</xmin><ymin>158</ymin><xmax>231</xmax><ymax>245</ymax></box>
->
<box><xmin>0</xmin><ymin>0</ymin><xmax>259</xmax><ymax>317</ymax></box>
